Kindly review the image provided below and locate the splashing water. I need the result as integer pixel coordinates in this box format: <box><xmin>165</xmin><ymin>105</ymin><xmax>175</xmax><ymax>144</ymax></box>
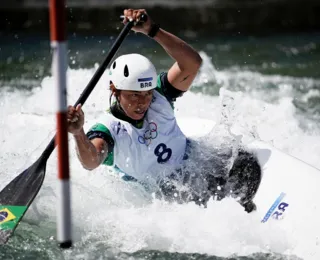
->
<box><xmin>1</xmin><ymin>48</ymin><xmax>320</xmax><ymax>259</ymax></box>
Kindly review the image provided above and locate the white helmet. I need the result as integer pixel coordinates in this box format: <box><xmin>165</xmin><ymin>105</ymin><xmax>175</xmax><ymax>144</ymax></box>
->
<box><xmin>109</xmin><ymin>53</ymin><xmax>157</xmax><ymax>91</ymax></box>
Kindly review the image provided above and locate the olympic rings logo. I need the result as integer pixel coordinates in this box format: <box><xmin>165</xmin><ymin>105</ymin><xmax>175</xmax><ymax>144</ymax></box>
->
<box><xmin>138</xmin><ymin>122</ymin><xmax>158</xmax><ymax>146</ymax></box>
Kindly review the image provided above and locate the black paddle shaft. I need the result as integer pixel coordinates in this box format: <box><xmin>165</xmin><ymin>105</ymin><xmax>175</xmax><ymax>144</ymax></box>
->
<box><xmin>0</xmin><ymin>17</ymin><xmax>141</xmax><ymax>245</ymax></box>
<box><xmin>41</xmin><ymin>20</ymin><xmax>135</xmax><ymax>161</ymax></box>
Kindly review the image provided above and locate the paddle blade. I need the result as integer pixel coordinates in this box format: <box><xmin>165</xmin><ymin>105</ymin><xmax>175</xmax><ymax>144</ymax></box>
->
<box><xmin>0</xmin><ymin>156</ymin><xmax>47</xmax><ymax>244</ymax></box>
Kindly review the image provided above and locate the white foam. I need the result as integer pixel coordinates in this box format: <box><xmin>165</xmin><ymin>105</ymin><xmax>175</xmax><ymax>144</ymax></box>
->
<box><xmin>1</xmin><ymin>64</ymin><xmax>320</xmax><ymax>259</ymax></box>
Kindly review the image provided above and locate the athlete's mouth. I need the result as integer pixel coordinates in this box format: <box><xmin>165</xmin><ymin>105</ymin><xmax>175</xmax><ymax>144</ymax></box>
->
<box><xmin>135</xmin><ymin>108</ymin><xmax>146</xmax><ymax>114</ymax></box>
<box><xmin>135</xmin><ymin>109</ymin><xmax>145</xmax><ymax>114</ymax></box>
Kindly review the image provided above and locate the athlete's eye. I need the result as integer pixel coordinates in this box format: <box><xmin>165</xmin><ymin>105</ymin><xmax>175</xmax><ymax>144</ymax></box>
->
<box><xmin>129</xmin><ymin>93</ymin><xmax>139</xmax><ymax>100</ymax></box>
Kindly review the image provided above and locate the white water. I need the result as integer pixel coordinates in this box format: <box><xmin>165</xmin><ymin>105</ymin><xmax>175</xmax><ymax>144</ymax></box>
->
<box><xmin>1</xmin><ymin>56</ymin><xmax>320</xmax><ymax>259</ymax></box>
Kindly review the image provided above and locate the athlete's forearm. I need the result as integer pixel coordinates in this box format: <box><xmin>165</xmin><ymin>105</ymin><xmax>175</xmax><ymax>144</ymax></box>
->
<box><xmin>154</xmin><ymin>29</ymin><xmax>202</xmax><ymax>72</ymax></box>
<box><xmin>72</xmin><ymin>129</ymin><xmax>104</xmax><ymax>170</ymax></box>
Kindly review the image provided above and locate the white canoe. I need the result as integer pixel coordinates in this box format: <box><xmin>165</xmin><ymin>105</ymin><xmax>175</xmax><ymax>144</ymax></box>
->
<box><xmin>177</xmin><ymin>117</ymin><xmax>320</xmax><ymax>226</ymax></box>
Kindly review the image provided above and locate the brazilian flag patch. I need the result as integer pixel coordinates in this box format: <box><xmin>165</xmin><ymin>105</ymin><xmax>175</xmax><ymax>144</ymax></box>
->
<box><xmin>0</xmin><ymin>208</ymin><xmax>16</xmax><ymax>224</ymax></box>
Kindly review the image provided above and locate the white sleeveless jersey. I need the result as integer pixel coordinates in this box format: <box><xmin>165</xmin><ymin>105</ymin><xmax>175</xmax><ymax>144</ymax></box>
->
<box><xmin>96</xmin><ymin>90</ymin><xmax>187</xmax><ymax>183</ymax></box>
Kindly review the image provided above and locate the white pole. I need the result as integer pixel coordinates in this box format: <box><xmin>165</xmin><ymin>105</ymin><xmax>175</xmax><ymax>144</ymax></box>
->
<box><xmin>49</xmin><ymin>0</ymin><xmax>72</xmax><ymax>248</ymax></box>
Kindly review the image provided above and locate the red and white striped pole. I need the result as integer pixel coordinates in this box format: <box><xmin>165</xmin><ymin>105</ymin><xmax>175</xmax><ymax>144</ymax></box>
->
<box><xmin>49</xmin><ymin>0</ymin><xmax>72</xmax><ymax>248</ymax></box>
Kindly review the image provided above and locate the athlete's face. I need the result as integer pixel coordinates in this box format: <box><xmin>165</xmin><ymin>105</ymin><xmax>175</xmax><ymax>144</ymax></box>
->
<box><xmin>118</xmin><ymin>90</ymin><xmax>153</xmax><ymax>120</ymax></box>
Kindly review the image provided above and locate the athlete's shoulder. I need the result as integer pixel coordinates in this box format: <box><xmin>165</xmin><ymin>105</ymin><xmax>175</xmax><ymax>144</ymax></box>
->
<box><xmin>155</xmin><ymin>72</ymin><xmax>185</xmax><ymax>103</ymax></box>
<box><xmin>86</xmin><ymin>111</ymin><xmax>115</xmax><ymax>137</ymax></box>
<box><xmin>89</xmin><ymin>110</ymin><xmax>120</xmax><ymax>130</ymax></box>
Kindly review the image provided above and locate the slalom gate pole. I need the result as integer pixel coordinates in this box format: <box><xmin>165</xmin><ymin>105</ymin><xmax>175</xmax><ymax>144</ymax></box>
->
<box><xmin>49</xmin><ymin>0</ymin><xmax>72</xmax><ymax>248</ymax></box>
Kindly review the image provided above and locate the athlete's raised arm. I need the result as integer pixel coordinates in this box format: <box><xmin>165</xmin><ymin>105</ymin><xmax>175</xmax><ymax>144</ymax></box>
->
<box><xmin>123</xmin><ymin>9</ymin><xmax>202</xmax><ymax>92</ymax></box>
<box><xmin>67</xmin><ymin>104</ymin><xmax>108</xmax><ymax>170</ymax></box>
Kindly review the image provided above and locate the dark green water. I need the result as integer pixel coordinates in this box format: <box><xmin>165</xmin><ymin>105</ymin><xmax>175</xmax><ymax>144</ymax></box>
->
<box><xmin>1</xmin><ymin>31</ymin><xmax>320</xmax><ymax>84</ymax></box>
